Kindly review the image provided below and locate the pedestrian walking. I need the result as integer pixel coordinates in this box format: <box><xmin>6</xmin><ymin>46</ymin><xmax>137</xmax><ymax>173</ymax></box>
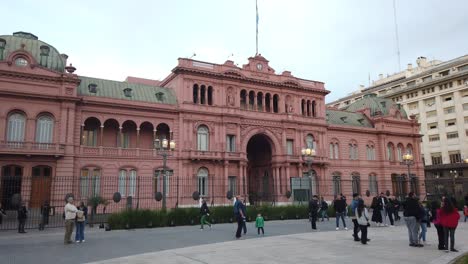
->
<box><xmin>371</xmin><ymin>196</ymin><xmax>383</xmax><ymax>226</ymax></box>
<box><xmin>431</xmin><ymin>200</ymin><xmax>445</xmax><ymax>250</ymax></box>
<box><xmin>350</xmin><ymin>193</ymin><xmax>361</xmax><ymax>241</ymax></box>
<box><xmin>255</xmin><ymin>213</ymin><xmax>265</xmax><ymax>235</ymax></box>
<box><xmin>356</xmin><ymin>199</ymin><xmax>370</xmax><ymax>245</ymax></box>
<box><xmin>464</xmin><ymin>205</ymin><xmax>468</xmax><ymax>222</ymax></box>
<box><xmin>333</xmin><ymin>195</ymin><xmax>347</xmax><ymax>230</ymax></box>
<box><xmin>64</xmin><ymin>197</ymin><xmax>78</xmax><ymax>244</ymax></box>
<box><xmin>17</xmin><ymin>202</ymin><xmax>27</xmax><ymax>233</ymax></box>
<box><xmin>241</xmin><ymin>200</ymin><xmax>247</xmax><ymax>234</ymax></box>
<box><xmin>439</xmin><ymin>197</ymin><xmax>460</xmax><ymax>252</ymax></box>
<box><xmin>233</xmin><ymin>195</ymin><xmax>245</xmax><ymax>239</ymax></box>
<box><xmin>392</xmin><ymin>197</ymin><xmax>401</xmax><ymax>221</ymax></box>
<box><xmin>385</xmin><ymin>195</ymin><xmax>395</xmax><ymax>226</ymax></box>
<box><xmin>378</xmin><ymin>192</ymin><xmax>389</xmax><ymax>226</ymax></box>
<box><xmin>418</xmin><ymin>202</ymin><xmax>430</xmax><ymax>244</ymax></box>
<box><xmin>309</xmin><ymin>195</ymin><xmax>319</xmax><ymax>230</ymax></box>
<box><xmin>0</xmin><ymin>202</ymin><xmax>6</xmax><ymax>226</ymax></box>
<box><xmin>75</xmin><ymin>201</ymin><xmax>87</xmax><ymax>242</ymax></box>
<box><xmin>319</xmin><ymin>197</ymin><xmax>329</xmax><ymax>221</ymax></box>
<box><xmin>200</xmin><ymin>198</ymin><xmax>212</xmax><ymax>230</ymax></box>
<box><xmin>403</xmin><ymin>192</ymin><xmax>423</xmax><ymax>247</ymax></box>
<box><xmin>39</xmin><ymin>201</ymin><xmax>50</xmax><ymax>231</ymax></box>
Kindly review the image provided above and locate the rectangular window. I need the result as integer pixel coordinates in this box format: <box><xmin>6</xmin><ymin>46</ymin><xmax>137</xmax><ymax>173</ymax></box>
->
<box><xmin>332</xmin><ymin>176</ymin><xmax>341</xmax><ymax>196</ymax></box>
<box><xmin>118</xmin><ymin>170</ymin><xmax>127</xmax><ymax>197</ymax></box>
<box><xmin>198</xmin><ymin>175</ymin><xmax>208</xmax><ymax>196</ymax></box>
<box><xmin>91</xmin><ymin>169</ymin><xmax>101</xmax><ymax>197</ymax></box>
<box><xmin>122</xmin><ymin>132</ymin><xmax>130</xmax><ymax>148</ymax></box>
<box><xmin>443</xmin><ymin>95</ymin><xmax>453</xmax><ymax>101</ymax></box>
<box><xmin>80</xmin><ymin>169</ymin><xmax>89</xmax><ymax>198</ymax></box>
<box><xmin>431</xmin><ymin>153</ymin><xmax>442</xmax><ymax>165</ymax></box>
<box><xmin>228</xmin><ymin>176</ymin><xmax>237</xmax><ymax>195</ymax></box>
<box><xmin>424</xmin><ymin>98</ymin><xmax>435</xmax><ymax>106</ymax></box>
<box><xmin>154</xmin><ymin>169</ymin><xmax>173</xmax><ymax>196</ymax></box>
<box><xmin>440</xmin><ymin>70</ymin><xmax>449</xmax><ymax>76</ymax></box>
<box><xmin>82</xmin><ymin>129</ymin><xmax>97</xmax><ymax>146</ymax></box>
<box><xmin>444</xmin><ymin>107</ymin><xmax>455</xmax><ymax>114</ymax></box>
<box><xmin>447</xmin><ymin>132</ymin><xmax>459</xmax><ymax>139</ymax></box>
<box><xmin>407</xmin><ymin>81</ymin><xmax>416</xmax><ymax>87</ymax></box>
<box><xmin>429</xmin><ymin>135</ymin><xmax>440</xmax><ymax>142</ymax></box>
<box><xmin>408</xmin><ymin>103</ymin><xmax>418</xmax><ymax>110</ymax></box>
<box><xmin>286</xmin><ymin>139</ymin><xmax>294</xmax><ymax>155</ymax></box>
<box><xmin>329</xmin><ymin>144</ymin><xmax>334</xmax><ymax>159</ymax></box>
<box><xmin>226</xmin><ymin>135</ymin><xmax>236</xmax><ymax>152</ymax></box>
<box><xmin>458</xmin><ymin>64</ymin><xmax>468</xmax><ymax>72</ymax></box>
<box><xmin>369</xmin><ymin>175</ymin><xmax>378</xmax><ymax>195</ymax></box>
<box><xmin>445</xmin><ymin>120</ymin><xmax>456</xmax><ymax>127</ymax></box>
<box><xmin>422</xmin><ymin>75</ymin><xmax>432</xmax><ymax>82</ymax></box>
<box><xmin>463</xmin><ymin>104</ymin><xmax>468</xmax><ymax>110</ymax></box>
<box><xmin>449</xmin><ymin>152</ymin><xmax>461</xmax><ymax>163</ymax></box>
<box><xmin>128</xmin><ymin>170</ymin><xmax>137</xmax><ymax>197</ymax></box>
<box><xmin>426</xmin><ymin>110</ymin><xmax>437</xmax><ymax>118</ymax></box>
<box><xmin>427</xmin><ymin>123</ymin><xmax>437</xmax><ymax>130</ymax></box>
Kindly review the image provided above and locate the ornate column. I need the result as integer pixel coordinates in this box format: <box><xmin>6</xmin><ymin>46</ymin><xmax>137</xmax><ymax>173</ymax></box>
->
<box><xmin>118</xmin><ymin>126</ymin><xmax>123</xmax><ymax>148</ymax></box>
<box><xmin>253</xmin><ymin>93</ymin><xmax>257</xmax><ymax>111</ymax></box>
<box><xmin>99</xmin><ymin>125</ymin><xmax>104</xmax><ymax>147</ymax></box>
<box><xmin>136</xmin><ymin>127</ymin><xmax>140</xmax><ymax>148</ymax></box>
<box><xmin>80</xmin><ymin>124</ymin><xmax>84</xmax><ymax>145</ymax></box>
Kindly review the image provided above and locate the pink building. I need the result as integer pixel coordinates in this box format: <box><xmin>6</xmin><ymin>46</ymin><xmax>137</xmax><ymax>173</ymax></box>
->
<box><xmin>0</xmin><ymin>32</ymin><xmax>424</xmax><ymax>213</ymax></box>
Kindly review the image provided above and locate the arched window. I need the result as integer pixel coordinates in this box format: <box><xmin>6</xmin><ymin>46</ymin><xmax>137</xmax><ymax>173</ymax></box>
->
<box><xmin>207</xmin><ymin>86</ymin><xmax>213</xmax><ymax>105</ymax></box>
<box><xmin>306</xmin><ymin>134</ymin><xmax>315</xmax><ymax>149</ymax></box>
<box><xmin>406</xmin><ymin>144</ymin><xmax>413</xmax><ymax>155</ymax></box>
<box><xmin>118</xmin><ymin>169</ymin><xmax>127</xmax><ymax>196</ymax></box>
<box><xmin>248</xmin><ymin>91</ymin><xmax>255</xmax><ymax>110</ymax></box>
<box><xmin>349</xmin><ymin>142</ymin><xmax>358</xmax><ymax>160</ymax></box>
<box><xmin>197</xmin><ymin>167</ymin><xmax>209</xmax><ymax>196</ymax></box>
<box><xmin>197</xmin><ymin>125</ymin><xmax>209</xmax><ymax>151</ymax></box>
<box><xmin>352</xmin><ymin>173</ymin><xmax>361</xmax><ymax>195</ymax></box>
<box><xmin>330</xmin><ymin>141</ymin><xmax>340</xmax><ymax>160</ymax></box>
<box><xmin>265</xmin><ymin>93</ymin><xmax>271</xmax><ymax>112</ymax></box>
<box><xmin>301</xmin><ymin>99</ymin><xmax>306</xmax><ymax>116</ymax></box>
<box><xmin>387</xmin><ymin>143</ymin><xmax>395</xmax><ymax>161</ymax></box>
<box><xmin>36</xmin><ymin>115</ymin><xmax>54</xmax><ymax>144</ymax></box>
<box><xmin>369</xmin><ymin>173</ymin><xmax>378</xmax><ymax>195</ymax></box>
<box><xmin>240</xmin><ymin>89</ymin><xmax>247</xmax><ymax>109</ymax></box>
<box><xmin>397</xmin><ymin>144</ymin><xmax>404</xmax><ymax>162</ymax></box>
<box><xmin>193</xmin><ymin>84</ymin><xmax>199</xmax><ymax>104</ymax></box>
<box><xmin>330</xmin><ymin>143</ymin><xmax>335</xmax><ymax>159</ymax></box>
<box><xmin>200</xmin><ymin>85</ymin><xmax>206</xmax><ymax>105</ymax></box>
<box><xmin>7</xmin><ymin>112</ymin><xmax>26</xmax><ymax>142</ymax></box>
<box><xmin>312</xmin><ymin>101</ymin><xmax>317</xmax><ymax>117</ymax></box>
<box><xmin>366</xmin><ymin>144</ymin><xmax>376</xmax><ymax>160</ymax></box>
<box><xmin>273</xmin><ymin>94</ymin><xmax>279</xmax><ymax>113</ymax></box>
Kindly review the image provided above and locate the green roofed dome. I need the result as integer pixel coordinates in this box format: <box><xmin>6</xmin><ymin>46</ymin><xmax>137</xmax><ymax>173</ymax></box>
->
<box><xmin>0</xmin><ymin>32</ymin><xmax>66</xmax><ymax>72</ymax></box>
<box><xmin>344</xmin><ymin>93</ymin><xmax>407</xmax><ymax>118</ymax></box>
<box><xmin>78</xmin><ymin>76</ymin><xmax>178</xmax><ymax>105</ymax></box>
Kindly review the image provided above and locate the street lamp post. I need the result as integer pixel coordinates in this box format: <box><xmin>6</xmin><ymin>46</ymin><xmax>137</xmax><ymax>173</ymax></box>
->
<box><xmin>301</xmin><ymin>147</ymin><xmax>316</xmax><ymax>201</ymax></box>
<box><xmin>154</xmin><ymin>132</ymin><xmax>176</xmax><ymax>210</ymax></box>
<box><xmin>449</xmin><ymin>170</ymin><xmax>458</xmax><ymax>198</ymax></box>
<box><xmin>401</xmin><ymin>152</ymin><xmax>414</xmax><ymax>197</ymax></box>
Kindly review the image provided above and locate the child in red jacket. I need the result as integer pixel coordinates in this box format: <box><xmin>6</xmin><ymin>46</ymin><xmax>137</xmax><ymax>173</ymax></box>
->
<box><xmin>439</xmin><ymin>198</ymin><xmax>460</xmax><ymax>252</ymax></box>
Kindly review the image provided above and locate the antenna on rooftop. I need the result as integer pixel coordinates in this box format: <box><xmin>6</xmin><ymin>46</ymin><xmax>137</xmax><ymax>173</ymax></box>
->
<box><xmin>189</xmin><ymin>53</ymin><xmax>196</xmax><ymax>59</ymax></box>
<box><xmin>393</xmin><ymin>0</ymin><xmax>401</xmax><ymax>71</ymax></box>
<box><xmin>227</xmin><ymin>53</ymin><xmax>234</xmax><ymax>60</ymax></box>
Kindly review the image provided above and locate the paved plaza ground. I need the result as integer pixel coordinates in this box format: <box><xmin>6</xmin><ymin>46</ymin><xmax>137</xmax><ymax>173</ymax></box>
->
<box><xmin>0</xmin><ymin>215</ymin><xmax>466</xmax><ymax>264</ymax></box>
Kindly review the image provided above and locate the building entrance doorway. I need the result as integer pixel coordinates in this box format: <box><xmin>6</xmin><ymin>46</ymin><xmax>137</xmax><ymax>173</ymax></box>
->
<box><xmin>1</xmin><ymin>165</ymin><xmax>23</xmax><ymax>209</ymax></box>
<box><xmin>246</xmin><ymin>134</ymin><xmax>274</xmax><ymax>204</ymax></box>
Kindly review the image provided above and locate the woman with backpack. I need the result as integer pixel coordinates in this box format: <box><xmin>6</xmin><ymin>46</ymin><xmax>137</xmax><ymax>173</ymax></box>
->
<box><xmin>75</xmin><ymin>201</ymin><xmax>87</xmax><ymax>243</ymax></box>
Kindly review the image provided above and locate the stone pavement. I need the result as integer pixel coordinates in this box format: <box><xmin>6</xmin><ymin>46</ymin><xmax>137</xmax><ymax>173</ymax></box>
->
<box><xmin>87</xmin><ymin>223</ymin><xmax>468</xmax><ymax>264</ymax></box>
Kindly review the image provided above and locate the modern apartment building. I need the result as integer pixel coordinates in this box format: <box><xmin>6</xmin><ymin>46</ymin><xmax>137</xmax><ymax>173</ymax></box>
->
<box><xmin>328</xmin><ymin>55</ymin><xmax>468</xmax><ymax>199</ymax></box>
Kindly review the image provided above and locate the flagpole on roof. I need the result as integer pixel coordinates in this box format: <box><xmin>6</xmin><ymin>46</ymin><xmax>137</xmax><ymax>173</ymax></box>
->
<box><xmin>256</xmin><ymin>0</ymin><xmax>259</xmax><ymax>55</ymax></box>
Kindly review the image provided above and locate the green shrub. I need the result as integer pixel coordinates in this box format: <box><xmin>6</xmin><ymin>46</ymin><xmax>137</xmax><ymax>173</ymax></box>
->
<box><xmin>108</xmin><ymin>204</ymin><xmax>311</xmax><ymax>230</ymax></box>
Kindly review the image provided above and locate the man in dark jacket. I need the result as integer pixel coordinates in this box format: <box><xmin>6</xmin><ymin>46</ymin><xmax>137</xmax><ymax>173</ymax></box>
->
<box><xmin>39</xmin><ymin>201</ymin><xmax>50</xmax><ymax>231</ymax></box>
<box><xmin>309</xmin><ymin>195</ymin><xmax>319</xmax><ymax>230</ymax></box>
<box><xmin>320</xmin><ymin>197</ymin><xmax>329</xmax><ymax>221</ymax></box>
<box><xmin>333</xmin><ymin>195</ymin><xmax>347</xmax><ymax>230</ymax></box>
<box><xmin>17</xmin><ymin>202</ymin><xmax>27</xmax><ymax>233</ymax></box>
<box><xmin>403</xmin><ymin>192</ymin><xmax>423</xmax><ymax>247</ymax></box>
<box><xmin>233</xmin><ymin>196</ymin><xmax>245</xmax><ymax>239</ymax></box>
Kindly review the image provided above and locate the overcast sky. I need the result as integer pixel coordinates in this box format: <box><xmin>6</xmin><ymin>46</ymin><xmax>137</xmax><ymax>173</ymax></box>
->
<box><xmin>4</xmin><ymin>0</ymin><xmax>468</xmax><ymax>102</ymax></box>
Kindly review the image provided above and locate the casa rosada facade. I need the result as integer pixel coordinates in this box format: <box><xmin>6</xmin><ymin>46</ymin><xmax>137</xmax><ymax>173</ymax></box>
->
<box><xmin>0</xmin><ymin>32</ymin><xmax>424</xmax><ymax>212</ymax></box>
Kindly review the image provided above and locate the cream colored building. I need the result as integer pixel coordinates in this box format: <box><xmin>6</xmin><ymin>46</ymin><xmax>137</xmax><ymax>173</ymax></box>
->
<box><xmin>328</xmin><ymin>55</ymin><xmax>468</xmax><ymax>199</ymax></box>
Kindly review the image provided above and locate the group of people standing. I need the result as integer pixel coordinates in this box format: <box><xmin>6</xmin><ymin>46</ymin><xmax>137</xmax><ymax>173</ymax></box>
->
<box><xmin>63</xmin><ymin>197</ymin><xmax>88</xmax><ymax>244</ymax></box>
<box><xmin>370</xmin><ymin>192</ymin><xmax>400</xmax><ymax>227</ymax></box>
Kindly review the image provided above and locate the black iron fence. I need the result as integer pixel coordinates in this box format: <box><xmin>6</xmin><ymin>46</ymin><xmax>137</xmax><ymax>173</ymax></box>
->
<box><xmin>0</xmin><ymin>175</ymin><xmax>423</xmax><ymax>230</ymax></box>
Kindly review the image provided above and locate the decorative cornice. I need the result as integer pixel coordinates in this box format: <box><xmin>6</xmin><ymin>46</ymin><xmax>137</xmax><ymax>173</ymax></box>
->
<box><xmin>173</xmin><ymin>67</ymin><xmax>329</xmax><ymax>95</ymax></box>
<box><xmin>0</xmin><ymin>69</ymin><xmax>80</xmax><ymax>85</ymax></box>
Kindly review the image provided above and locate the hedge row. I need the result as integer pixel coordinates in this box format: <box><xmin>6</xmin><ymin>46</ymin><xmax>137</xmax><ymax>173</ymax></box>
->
<box><xmin>107</xmin><ymin>205</ymin><xmax>345</xmax><ymax>230</ymax></box>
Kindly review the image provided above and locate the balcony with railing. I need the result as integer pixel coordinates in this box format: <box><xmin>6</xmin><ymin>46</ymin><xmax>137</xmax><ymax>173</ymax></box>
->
<box><xmin>0</xmin><ymin>141</ymin><xmax>65</xmax><ymax>156</ymax></box>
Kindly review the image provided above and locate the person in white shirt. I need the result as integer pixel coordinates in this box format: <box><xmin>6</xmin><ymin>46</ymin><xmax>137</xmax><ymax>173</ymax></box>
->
<box><xmin>64</xmin><ymin>197</ymin><xmax>78</xmax><ymax>244</ymax></box>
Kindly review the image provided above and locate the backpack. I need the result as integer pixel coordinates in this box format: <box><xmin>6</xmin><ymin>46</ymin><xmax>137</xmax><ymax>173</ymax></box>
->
<box><xmin>76</xmin><ymin>210</ymin><xmax>85</xmax><ymax>222</ymax></box>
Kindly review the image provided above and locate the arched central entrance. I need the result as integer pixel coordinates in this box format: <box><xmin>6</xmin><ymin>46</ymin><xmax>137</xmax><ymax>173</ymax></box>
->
<box><xmin>246</xmin><ymin>134</ymin><xmax>274</xmax><ymax>204</ymax></box>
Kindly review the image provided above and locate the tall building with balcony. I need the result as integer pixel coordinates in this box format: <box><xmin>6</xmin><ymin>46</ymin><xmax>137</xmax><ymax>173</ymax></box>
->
<box><xmin>328</xmin><ymin>55</ymin><xmax>468</xmax><ymax>199</ymax></box>
<box><xmin>0</xmin><ymin>31</ymin><xmax>423</xmax><ymax>218</ymax></box>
